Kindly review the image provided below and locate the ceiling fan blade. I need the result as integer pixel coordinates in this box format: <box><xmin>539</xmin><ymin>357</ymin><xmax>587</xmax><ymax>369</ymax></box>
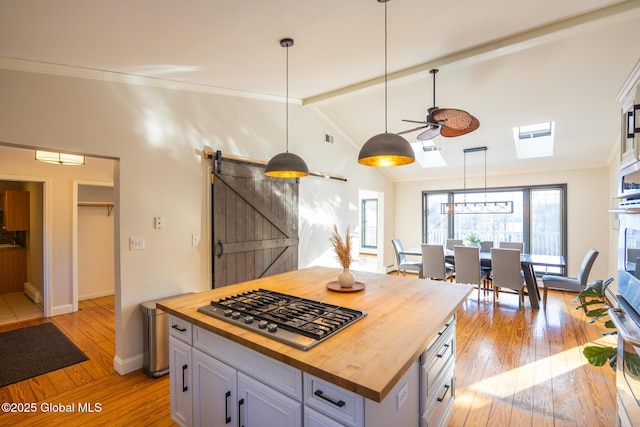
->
<box><xmin>402</xmin><ymin>119</ymin><xmax>429</xmax><ymax>124</ymax></box>
<box><xmin>431</xmin><ymin>108</ymin><xmax>472</xmax><ymax>130</ymax></box>
<box><xmin>440</xmin><ymin>116</ymin><xmax>480</xmax><ymax>137</ymax></box>
<box><xmin>416</xmin><ymin>126</ymin><xmax>441</xmax><ymax>141</ymax></box>
<box><xmin>397</xmin><ymin>125</ymin><xmax>428</xmax><ymax>135</ymax></box>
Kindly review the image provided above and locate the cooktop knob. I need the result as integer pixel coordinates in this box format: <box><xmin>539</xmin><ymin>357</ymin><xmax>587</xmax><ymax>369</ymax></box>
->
<box><xmin>223</xmin><ymin>309</ymin><xmax>233</xmax><ymax>317</ymax></box>
<box><xmin>267</xmin><ymin>323</ymin><xmax>278</xmax><ymax>333</ymax></box>
<box><xmin>231</xmin><ymin>311</ymin><xmax>241</xmax><ymax>320</ymax></box>
<box><xmin>244</xmin><ymin>316</ymin><xmax>254</xmax><ymax>324</ymax></box>
<box><xmin>258</xmin><ymin>320</ymin><xmax>268</xmax><ymax>329</ymax></box>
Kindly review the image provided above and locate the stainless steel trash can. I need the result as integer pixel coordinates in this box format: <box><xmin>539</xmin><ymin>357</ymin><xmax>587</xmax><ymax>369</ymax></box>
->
<box><xmin>139</xmin><ymin>298</ymin><xmax>171</xmax><ymax>378</ymax></box>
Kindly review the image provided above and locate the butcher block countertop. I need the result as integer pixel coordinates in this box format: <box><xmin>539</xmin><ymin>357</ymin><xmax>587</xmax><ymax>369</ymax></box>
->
<box><xmin>157</xmin><ymin>266</ymin><xmax>472</xmax><ymax>402</ymax></box>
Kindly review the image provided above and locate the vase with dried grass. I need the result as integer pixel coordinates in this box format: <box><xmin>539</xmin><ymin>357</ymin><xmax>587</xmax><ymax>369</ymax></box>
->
<box><xmin>330</xmin><ymin>225</ymin><xmax>355</xmax><ymax>288</ymax></box>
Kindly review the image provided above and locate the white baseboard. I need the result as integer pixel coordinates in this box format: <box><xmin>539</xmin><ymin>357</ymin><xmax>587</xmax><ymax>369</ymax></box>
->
<box><xmin>114</xmin><ymin>353</ymin><xmax>144</xmax><ymax>375</ymax></box>
<box><xmin>78</xmin><ymin>290</ymin><xmax>115</xmax><ymax>301</ymax></box>
<box><xmin>50</xmin><ymin>304</ymin><xmax>73</xmax><ymax>316</ymax></box>
<box><xmin>23</xmin><ymin>282</ymin><xmax>42</xmax><ymax>304</ymax></box>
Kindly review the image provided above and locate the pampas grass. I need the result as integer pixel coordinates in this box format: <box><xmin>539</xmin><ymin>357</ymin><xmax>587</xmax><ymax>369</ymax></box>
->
<box><xmin>330</xmin><ymin>225</ymin><xmax>352</xmax><ymax>268</ymax></box>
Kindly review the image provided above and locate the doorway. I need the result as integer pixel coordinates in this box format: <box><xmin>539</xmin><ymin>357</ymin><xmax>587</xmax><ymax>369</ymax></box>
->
<box><xmin>0</xmin><ymin>180</ymin><xmax>45</xmax><ymax>325</ymax></box>
<box><xmin>357</xmin><ymin>190</ymin><xmax>385</xmax><ymax>274</ymax></box>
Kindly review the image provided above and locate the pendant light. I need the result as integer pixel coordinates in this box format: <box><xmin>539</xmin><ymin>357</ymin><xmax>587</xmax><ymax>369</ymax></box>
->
<box><xmin>358</xmin><ymin>0</ymin><xmax>415</xmax><ymax>167</ymax></box>
<box><xmin>440</xmin><ymin>147</ymin><xmax>514</xmax><ymax>214</ymax></box>
<box><xmin>265</xmin><ymin>38</ymin><xmax>309</xmax><ymax>178</ymax></box>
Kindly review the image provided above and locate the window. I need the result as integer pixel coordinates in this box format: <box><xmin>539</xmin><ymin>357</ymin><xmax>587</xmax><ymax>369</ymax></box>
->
<box><xmin>423</xmin><ymin>184</ymin><xmax>566</xmax><ymax>275</ymax></box>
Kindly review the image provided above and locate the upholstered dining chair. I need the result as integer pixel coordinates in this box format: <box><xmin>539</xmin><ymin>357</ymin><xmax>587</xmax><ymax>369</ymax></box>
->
<box><xmin>490</xmin><ymin>247</ymin><xmax>525</xmax><ymax>307</ymax></box>
<box><xmin>541</xmin><ymin>248</ymin><xmax>598</xmax><ymax>302</ymax></box>
<box><xmin>421</xmin><ymin>244</ymin><xmax>454</xmax><ymax>281</ymax></box>
<box><xmin>479</xmin><ymin>241</ymin><xmax>494</xmax><ymax>252</ymax></box>
<box><xmin>391</xmin><ymin>239</ymin><xmax>422</xmax><ymax>276</ymax></box>
<box><xmin>499</xmin><ymin>241</ymin><xmax>524</xmax><ymax>252</ymax></box>
<box><xmin>445</xmin><ymin>239</ymin><xmax>463</xmax><ymax>250</ymax></box>
<box><xmin>454</xmin><ymin>245</ymin><xmax>489</xmax><ymax>299</ymax></box>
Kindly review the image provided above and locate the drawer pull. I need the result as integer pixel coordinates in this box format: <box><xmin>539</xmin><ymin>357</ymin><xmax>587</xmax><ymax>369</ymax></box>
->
<box><xmin>314</xmin><ymin>389</ymin><xmax>346</xmax><ymax>407</ymax></box>
<box><xmin>437</xmin><ymin>384</ymin><xmax>451</xmax><ymax>402</ymax></box>
<box><xmin>172</xmin><ymin>324</ymin><xmax>187</xmax><ymax>332</ymax></box>
<box><xmin>238</xmin><ymin>398</ymin><xmax>245</xmax><ymax>427</ymax></box>
<box><xmin>182</xmin><ymin>364</ymin><xmax>188</xmax><ymax>392</ymax></box>
<box><xmin>436</xmin><ymin>343</ymin><xmax>450</xmax><ymax>358</ymax></box>
<box><xmin>225</xmin><ymin>391</ymin><xmax>231</xmax><ymax>424</ymax></box>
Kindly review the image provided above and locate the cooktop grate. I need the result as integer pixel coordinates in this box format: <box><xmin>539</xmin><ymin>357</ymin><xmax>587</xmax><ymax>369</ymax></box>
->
<box><xmin>197</xmin><ymin>289</ymin><xmax>366</xmax><ymax>351</ymax></box>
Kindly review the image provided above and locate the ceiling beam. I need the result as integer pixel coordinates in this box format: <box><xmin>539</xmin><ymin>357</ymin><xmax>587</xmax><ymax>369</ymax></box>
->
<box><xmin>303</xmin><ymin>0</ymin><xmax>640</xmax><ymax>106</ymax></box>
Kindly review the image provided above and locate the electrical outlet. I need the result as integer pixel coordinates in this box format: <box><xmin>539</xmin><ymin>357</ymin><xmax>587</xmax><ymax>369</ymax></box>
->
<box><xmin>130</xmin><ymin>237</ymin><xmax>145</xmax><ymax>250</ymax></box>
<box><xmin>154</xmin><ymin>216</ymin><xmax>164</xmax><ymax>229</ymax></box>
<box><xmin>396</xmin><ymin>383</ymin><xmax>408</xmax><ymax>410</ymax></box>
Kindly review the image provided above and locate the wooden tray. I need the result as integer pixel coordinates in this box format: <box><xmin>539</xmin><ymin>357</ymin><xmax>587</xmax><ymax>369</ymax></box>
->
<box><xmin>326</xmin><ymin>281</ymin><xmax>366</xmax><ymax>293</ymax></box>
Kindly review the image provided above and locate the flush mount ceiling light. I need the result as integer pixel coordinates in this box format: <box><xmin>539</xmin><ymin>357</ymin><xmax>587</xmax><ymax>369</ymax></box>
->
<box><xmin>265</xmin><ymin>38</ymin><xmax>309</xmax><ymax>179</ymax></box>
<box><xmin>399</xmin><ymin>69</ymin><xmax>480</xmax><ymax>140</ymax></box>
<box><xmin>358</xmin><ymin>0</ymin><xmax>415</xmax><ymax>168</ymax></box>
<box><xmin>35</xmin><ymin>150</ymin><xmax>85</xmax><ymax>166</ymax></box>
<box><xmin>440</xmin><ymin>146</ymin><xmax>513</xmax><ymax>214</ymax></box>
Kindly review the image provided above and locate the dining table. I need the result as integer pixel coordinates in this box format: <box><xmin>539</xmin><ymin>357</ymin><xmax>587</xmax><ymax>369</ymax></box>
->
<box><xmin>400</xmin><ymin>247</ymin><xmax>566</xmax><ymax>309</ymax></box>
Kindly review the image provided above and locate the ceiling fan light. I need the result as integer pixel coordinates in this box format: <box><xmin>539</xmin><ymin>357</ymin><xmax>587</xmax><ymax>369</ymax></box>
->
<box><xmin>265</xmin><ymin>152</ymin><xmax>309</xmax><ymax>178</ymax></box>
<box><xmin>358</xmin><ymin>132</ymin><xmax>415</xmax><ymax>167</ymax></box>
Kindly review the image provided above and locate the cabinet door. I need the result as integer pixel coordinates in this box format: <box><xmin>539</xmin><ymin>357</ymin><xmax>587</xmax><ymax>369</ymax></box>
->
<box><xmin>237</xmin><ymin>372</ymin><xmax>301</xmax><ymax>427</ymax></box>
<box><xmin>169</xmin><ymin>336</ymin><xmax>192</xmax><ymax>427</ymax></box>
<box><xmin>3</xmin><ymin>190</ymin><xmax>30</xmax><ymax>231</ymax></box>
<box><xmin>192</xmin><ymin>348</ymin><xmax>237</xmax><ymax>427</ymax></box>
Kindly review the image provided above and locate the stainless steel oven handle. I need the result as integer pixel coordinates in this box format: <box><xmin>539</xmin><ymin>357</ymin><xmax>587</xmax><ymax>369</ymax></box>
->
<box><xmin>609</xmin><ymin>308</ymin><xmax>640</xmax><ymax>346</ymax></box>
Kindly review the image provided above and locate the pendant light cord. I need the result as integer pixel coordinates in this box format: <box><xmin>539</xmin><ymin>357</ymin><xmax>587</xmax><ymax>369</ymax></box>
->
<box><xmin>383</xmin><ymin>0</ymin><xmax>388</xmax><ymax>133</ymax></box>
<box><xmin>285</xmin><ymin>43</ymin><xmax>289</xmax><ymax>153</ymax></box>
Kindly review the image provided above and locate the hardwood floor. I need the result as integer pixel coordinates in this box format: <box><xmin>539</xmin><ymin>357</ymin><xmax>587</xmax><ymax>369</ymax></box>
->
<box><xmin>450</xmin><ymin>288</ymin><xmax>617</xmax><ymax>427</ymax></box>
<box><xmin>0</xmin><ymin>296</ymin><xmax>175</xmax><ymax>427</ymax></box>
<box><xmin>0</xmin><ymin>289</ymin><xmax>617</xmax><ymax>426</ymax></box>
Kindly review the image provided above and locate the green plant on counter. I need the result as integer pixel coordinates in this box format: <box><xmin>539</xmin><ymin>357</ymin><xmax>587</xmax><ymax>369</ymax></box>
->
<box><xmin>466</xmin><ymin>232</ymin><xmax>482</xmax><ymax>244</ymax></box>
<box><xmin>574</xmin><ymin>278</ymin><xmax>618</xmax><ymax>369</ymax></box>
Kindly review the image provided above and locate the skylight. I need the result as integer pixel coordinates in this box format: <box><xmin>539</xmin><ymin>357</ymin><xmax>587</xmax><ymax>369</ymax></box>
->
<box><xmin>512</xmin><ymin>121</ymin><xmax>554</xmax><ymax>159</ymax></box>
<box><xmin>410</xmin><ymin>141</ymin><xmax>447</xmax><ymax>168</ymax></box>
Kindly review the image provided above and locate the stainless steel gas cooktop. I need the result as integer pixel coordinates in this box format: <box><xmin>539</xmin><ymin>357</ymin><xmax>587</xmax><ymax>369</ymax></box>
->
<box><xmin>197</xmin><ymin>289</ymin><xmax>366</xmax><ymax>351</ymax></box>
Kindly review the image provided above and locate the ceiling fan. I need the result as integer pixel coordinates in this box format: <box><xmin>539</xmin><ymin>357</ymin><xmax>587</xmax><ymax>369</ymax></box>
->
<box><xmin>398</xmin><ymin>69</ymin><xmax>479</xmax><ymax>141</ymax></box>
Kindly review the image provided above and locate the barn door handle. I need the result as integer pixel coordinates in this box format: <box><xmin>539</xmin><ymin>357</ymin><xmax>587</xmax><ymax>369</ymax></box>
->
<box><xmin>217</xmin><ymin>240</ymin><xmax>224</xmax><ymax>258</ymax></box>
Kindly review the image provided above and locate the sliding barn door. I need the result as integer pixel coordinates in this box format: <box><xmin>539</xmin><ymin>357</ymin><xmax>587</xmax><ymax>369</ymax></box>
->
<box><xmin>212</xmin><ymin>160</ymin><xmax>299</xmax><ymax>288</ymax></box>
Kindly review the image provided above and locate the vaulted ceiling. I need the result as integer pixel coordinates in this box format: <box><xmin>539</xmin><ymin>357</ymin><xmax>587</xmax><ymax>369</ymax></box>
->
<box><xmin>1</xmin><ymin>0</ymin><xmax>640</xmax><ymax>181</ymax></box>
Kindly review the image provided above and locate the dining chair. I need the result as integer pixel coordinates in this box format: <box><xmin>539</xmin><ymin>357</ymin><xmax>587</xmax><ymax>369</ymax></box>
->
<box><xmin>541</xmin><ymin>248</ymin><xmax>598</xmax><ymax>302</ymax></box>
<box><xmin>391</xmin><ymin>239</ymin><xmax>422</xmax><ymax>276</ymax></box>
<box><xmin>490</xmin><ymin>248</ymin><xmax>525</xmax><ymax>307</ymax></box>
<box><xmin>499</xmin><ymin>241</ymin><xmax>524</xmax><ymax>252</ymax></box>
<box><xmin>479</xmin><ymin>241</ymin><xmax>494</xmax><ymax>252</ymax></box>
<box><xmin>421</xmin><ymin>244</ymin><xmax>454</xmax><ymax>281</ymax></box>
<box><xmin>454</xmin><ymin>245</ymin><xmax>489</xmax><ymax>299</ymax></box>
<box><xmin>445</xmin><ymin>239</ymin><xmax>463</xmax><ymax>250</ymax></box>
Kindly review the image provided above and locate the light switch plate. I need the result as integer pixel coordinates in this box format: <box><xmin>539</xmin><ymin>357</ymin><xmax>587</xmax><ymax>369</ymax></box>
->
<box><xmin>130</xmin><ymin>237</ymin><xmax>145</xmax><ymax>250</ymax></box>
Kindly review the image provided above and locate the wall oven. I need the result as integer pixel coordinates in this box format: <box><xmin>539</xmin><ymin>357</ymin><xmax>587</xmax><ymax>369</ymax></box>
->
<box><xmin>609</xmin><ymin>271</ymin><xmax>640</xmax><ymax>427</ymax></box>
<box><xmin>612</xmin><ymin>169</ymin><xmax>640</xmax><ymax>426</ymax></box>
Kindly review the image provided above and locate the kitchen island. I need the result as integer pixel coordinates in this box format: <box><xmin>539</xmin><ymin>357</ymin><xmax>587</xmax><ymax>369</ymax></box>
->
<box><xmin>158</xmin><ymin>266</ymin><xmax>472</xmax><ymax>427</ymax></box>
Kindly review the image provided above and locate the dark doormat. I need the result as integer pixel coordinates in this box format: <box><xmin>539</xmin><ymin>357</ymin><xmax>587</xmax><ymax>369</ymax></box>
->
<box><xmin>0</xmin><ymin>322</ymin><xmax>89</xmax><ymax>387</ymax></box>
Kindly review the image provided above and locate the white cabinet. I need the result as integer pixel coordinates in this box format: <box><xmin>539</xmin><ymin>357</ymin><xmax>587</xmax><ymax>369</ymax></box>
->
<box><xmin>170</xmin><ymin>335</ymin><xmax>192</xmax><ymax>427</ymax></box>
<box><xmin>169</xmin><ymin>314</ymin><xmax>455</xmax><ymax>427</ymax></box>
<box><xmin>237</xmin><ymin>372</ymin><xmax>302</xmax><ymax>427</ymax></box>
<box><xmin>419</xmin><ymin>316</ymin><xmax>456</xmax><ymax>427</ymax></box>
<box><xmin>191</xmin><ymin>346</ymin><xmax>302</xmax><ymax>427</ymax></box>
<box><xmin>191</xmin><ymin>348</ymin><xmax>236</xmax><ymax>427</ymax></box>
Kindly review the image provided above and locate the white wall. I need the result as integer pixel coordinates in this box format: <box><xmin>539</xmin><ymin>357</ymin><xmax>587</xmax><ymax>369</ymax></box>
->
<box><xmin>394</xmin><ymin>166</ymin><xmax>612</xmax><ymax>282</ymax></box>
<box><xmin>0</xmin><ymin>68</ymin><xmax>394</xmax><ymax>374</ymax></box>
<box><xmin>78</xmin><ymin>206</ymin><xmax>115</xmax><ymax>300</ymax></box>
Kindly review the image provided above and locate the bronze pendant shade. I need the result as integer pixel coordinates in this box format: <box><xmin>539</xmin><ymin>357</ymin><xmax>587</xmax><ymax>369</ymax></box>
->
<box><xmin>265</xmin><ymin>38</ymin><xmax>309</xmax><ymax>178</ymax></box>
<box><xmin>358</xmin><ymin>0</ymin><xmax>415</xmax><ymax>168</ymax></box>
